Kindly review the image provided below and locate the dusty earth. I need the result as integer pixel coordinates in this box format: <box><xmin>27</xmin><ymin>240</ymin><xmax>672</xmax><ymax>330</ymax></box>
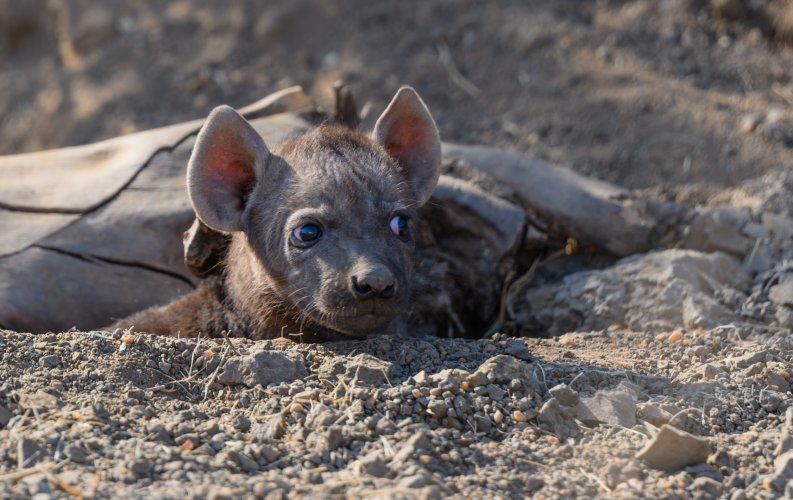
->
<box><xmin>3</xmin><ymin>0</ymin><xmax>793</xmax><ymax>498</ymax></box>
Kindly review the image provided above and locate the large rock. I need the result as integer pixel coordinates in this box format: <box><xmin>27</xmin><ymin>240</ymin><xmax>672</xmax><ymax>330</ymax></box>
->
<box><xmin>318</xmin><ymin>353</ymin><xmax>394</xmax><ymax>386</ymax></box>
<box><xmin>217</xmin><ymin>348</ymin><xmax>307</xmax><ymax>387</ymax></box>
<box><xmin>576</xmin><ymin>382</ymin><xmax>639</xmax><ymax>428</ymax></box>
<box><xmin>538</xmin><ymin>398</ymin><xmax>580</xmax><ymax>439</ymax></box>
<box><xmin>770</xmin><ymin>276</ymin><xmax>793</xmax><ymax>307</ymax></box>
<box><xmin>517</xmin><ymin>249</ymin><xmax>749</xmax><ymax>335</ymax></box>
<box><xmin>636</xmin><ymin>425</ymin><xmax>711</xmax><ymax>472</ymax></box>
<box><xmin>769</xmin><ymin>451</ymin><xmax>793</xmax><ymax>492</ymax></box>
<box><xmin>466</xmin><ymin>354</ymin><xmax>540</xmax><ymax>392</ymax></box>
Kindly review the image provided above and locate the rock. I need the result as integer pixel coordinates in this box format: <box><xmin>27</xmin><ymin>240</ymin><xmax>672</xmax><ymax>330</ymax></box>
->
<box><xmin>199</xmin><ymin>418</ymin><xmax>220</xmax><ymax>436</ymax></box>
<box><xmin>760</xmin><ymin>389</ymin><xmax>785</xmax><ymax>413</ymax></box>
<box><xmin>305</xmin><ymin>404</ymin><xmax>339</xmax><ymax>429</ymax></box>
<box><xmin>637</xmin><ymin>403</ymin><xmax>673</xmax><ymax>427</ymax></box>
<box><xmin>538</xmin><ymin>398</ymin><xmax>579</xmax><ymax>439</ymax></box>
<box><xmin>89</xmin><ymin>402</ymin><xmax>109</xmax><ymax>419</ymax></box>
<box><xmin>175</xmin><ymin>433</ymin><xmax>199</xmax><ymax>449</ymax></box>
<box><xmin>0</xmin><ymin>404</ymin><xmax>11</xmax><ymax>427</ymax></box>
<box><xmin>486</xmin><ymin>384</ymin><xmax>506</xmax><ymax>402</ymax></box>
<box><xmin>473</xmin><ymin>414</ymin><xmax>492</xmax><ymax>433</ymax></box>
<box><xmin>318</xmin><ymin>353</ymin><xmax>394</xmax><ymax>386</ymax></box>
<box><xmin>708</xmin><ymin>450</ymin><xmax>732</xmax><ymax>468</ymax></box>
<box><xmin>669</xmin><ymin>411</ymin><xmax>708</xmax><ymax>436</ymax></box>
<box><xmin>258</xmin><ymin>414</ymin><xmax>286</xmax><ymax>441</ymax></box>
<box><xmin>689</xmin><ymin>476</ymin><xmax>724</xmax><ymax>498</ymax></box>
<box><xmin>217</xmin><ymin>348</ymin><xmax>307</xmax><ymax>387</ymax></box>
<box><xmin>603</xmin><ymin>459</ymin><xmax>644</xmax><ymax>489</ymax></box>
<box><xmin>38</xmin><ymin>354</ymin><xmax>59</xmax><ymax>367</ymax></box>
<box><xmin>739</xmin><ymin>114</ymin><xmax>761</xmax><ymax>134</ymax></box>
<box><xmin>306</xmin><ymin>426</ymin><xmax>345</xmax><ymax>452</ymax></box>
<box><xmin>465</xmin><ymin>370</ymin><xmax>489</xmax><ymax>388</ymax></box>
<box><xmin>146</xmin><ymin>421</ymin><xmax>171</xmax><ymax>443</ymax></box>
<box><xmin>390</xmin><ymin>430</ymin><xmax>432</xmax><ymax>467</ymax></box>
<box><xmin>231</xmin><ymin>414</ymin><xmax>251</xmax><ymax>432</ymax></box>
<box><xmin>518</xmin><ymin>249</ymin><xmax>748</xmax><ymax>335</ymax></box>
<box><xmin>428</xmin><ymin>368</ymin><xmax>469</xmax><ymax>391</ymax></box>
<box><xmin>503</xmin><ymin>339</ymin><xmax>531</xmax><ymax>360</ymax></box>
<box><xmin>685</xmin><ymin>208</ymin><xmax>753</xmax><ymax>257</ymax></box>
<box><xmin>636</xmin><ymin>425</ymin><xmax>711</xmax><ymax>472</ymax></box>
<box><xmin>769</xmin><ymin>451</ymin><xmax>793</xmax><ymax>492</ymax></box>
<box><xmin>700</xmin><ymin>364</ymin><xmax>720</xmax><ymax>380</ymax></box>
<box><xmin>63</xmin><ymin>444</ymin><xmax>87</xmax><ymax>463</ymax></box>
<box><xmin>576</xmin><ymin>383</ymin><xmax>638</xmax><ymax>427</ymax></box>
<box><xmin>766</xmin><ymin>369</ymin><xmax>791</xmax><ymax>393</ymax></box>
<box><xmin>18</xmin><ymin>390</ymin><xmax>61</xmax><ymax>412</ymax></box>
<box><xmin>17</xmin><ymin>438</ymin><xmax>42</xmax><ymax>468</ymax></box>
<box><xmin>257</xmin><ymin>444</ymin><xmax>279</xmax><ymax>463</ymax></box>
<box><xmin>467</xmin><ymin>355</ymin><xmax>538</xmax><ymax>389</ymax></box>
<box><xmin>776</xmin><ymin>307</ymin><xmax>793</xmax><ymax>330</ymax></box>
<box><xmin>225</xmin><ymin>450</ymin><xmax>259</xmax><ymax>472</ymax></box>
<box><xmin>411</xmin><ymin>371</ymin><xmax>428</xmax><ymax>385</ymax></box>
<box><xmin>770</xmin><ymin>277</ymin><xmax>793</xmax><ymax>307</ymax></box>
<box><xmin>126</xmin><ymin>388</ymin><xmax>145</xmax><ymax>401</ymax></box>
<box><xmin>353</xmin><ymin>451</ymin><xmax>388</xmax><ymax>477</ymax></box>
<box><xmin>762</xmin><ymin>212</ymin><xmax>793</xmax><ymax>242</ymax></box>
<box><xmin>347</xmin><ymin>354</ymin><xmax>394</xmax><ymax>386</ymax></box>
<box><xmin>375</xmin><ymin>417</ymin><xmax>397</xmax><ymax>435</ymax></box>
<box><xmin>128</xmin><ymin>457</ymin><xmax>153</xmax><ymax>476</ymax></box>
<box><xmin>397</xmin><ymin>472</ymin><xmax>434</xmax><ymax>488</ymax></box>
<box><xmin>763</xmin><ymin>108</ymin><xmax>793</xmax><ymax>145</ymax></box>
<box><xmin>729</xmin><ymin>350</ymin><xmax>768</xmax><ymax>369</ymax></box>
<box><xmin>427</xmin><ymin>399</ymin><xmax>448</xmax><ymax>418</ymax></box>
<box><xmin>549</xmin><ymin>384</ymin><xmax>579</xmax><ymax>407</ymax></box>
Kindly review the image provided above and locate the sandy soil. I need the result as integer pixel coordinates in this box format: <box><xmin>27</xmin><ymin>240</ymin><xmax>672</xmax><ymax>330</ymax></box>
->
<box><xmin>3</xmin><ymin>0</ymin><xmax>793</xmax><ymax>498</ymax></box>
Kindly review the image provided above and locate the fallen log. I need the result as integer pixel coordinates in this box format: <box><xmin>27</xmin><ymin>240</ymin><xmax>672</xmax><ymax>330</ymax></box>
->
<box><xmin>0</xmin><ymin>87</ymin><xmax>661</xmax><ymax>334</ymax></box>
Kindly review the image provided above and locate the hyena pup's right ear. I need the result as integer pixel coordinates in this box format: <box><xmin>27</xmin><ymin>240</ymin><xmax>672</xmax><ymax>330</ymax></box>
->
<box><xmin>187</xmin><ymin>106</ymin><xmax>270</xmax><ymax>233</ymax></box>
<box><xmin>373</xmin><ymin>87</ymin><xmax>441</xmax><ymax>205</ymax></box>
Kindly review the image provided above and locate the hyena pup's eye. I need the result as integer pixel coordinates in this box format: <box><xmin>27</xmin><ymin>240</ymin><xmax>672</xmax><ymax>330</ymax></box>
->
<box><xmin>389</xmin><ymin>214</ymin><xmax>410</xmax><ymax>239</ymax></box>
<box><xmin>291</xmin><ymin>224</ymin><xmax>322</xmax><ymax>246</ymax></box>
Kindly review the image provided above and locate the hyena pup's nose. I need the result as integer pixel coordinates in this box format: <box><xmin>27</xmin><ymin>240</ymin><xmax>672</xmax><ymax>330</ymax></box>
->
<box><xmin>351</xmin><ymin>265</ymin><xmax>396</xmax><ymax>300</ymax></box>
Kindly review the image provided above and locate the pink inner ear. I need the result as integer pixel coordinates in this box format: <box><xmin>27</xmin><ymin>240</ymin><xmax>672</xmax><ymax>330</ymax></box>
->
<box><xmin>385</xmin><ymin>117</ymin><xmax>423</xmax><ymax>163</ymax></box>
<box><xmin>202</xmin><ymin>148</ymin><xmax>256</xmax><ymax>206</ymax></box>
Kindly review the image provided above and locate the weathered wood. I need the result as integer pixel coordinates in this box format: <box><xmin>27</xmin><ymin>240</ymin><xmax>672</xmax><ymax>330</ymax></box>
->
<box><xmin>442</xmin><ymin>143</ymin><xmax>655</xmax><ymax>256</ymax></box>
<box><xmin>0</xmin><ymin>209</ymin><xmax>80</xmax><ymax>257</ymax></box>
<box><xmin>0</xmin><ymin>247</ymin><xmax>193</xmax><ymax>332</ymax></box>
<box><xmin>0</xmin><ymin>87</ymin><xmax>313</xmax><ymax>214</ymax></box>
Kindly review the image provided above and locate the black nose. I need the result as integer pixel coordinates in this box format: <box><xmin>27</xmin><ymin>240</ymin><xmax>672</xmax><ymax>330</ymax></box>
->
<box><xmin>351</xmin><ymin>267</ymin><xmax>396</xmax><ymax>300</ymax></box>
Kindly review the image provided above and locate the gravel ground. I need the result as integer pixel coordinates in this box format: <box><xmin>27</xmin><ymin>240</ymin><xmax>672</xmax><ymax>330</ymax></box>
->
<box><xmin>2</xmin><ymin>238</ymin><xmax>793</xmax><ymax>498</ymax></box>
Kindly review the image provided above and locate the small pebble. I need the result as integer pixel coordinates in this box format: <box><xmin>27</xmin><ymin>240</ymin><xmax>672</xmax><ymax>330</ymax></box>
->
<box><xmin>668</xmin><ymin>330</ymin><xmax>684</xmax><ymax>343</ymax></box>
<box><xmin>38</xmin><ymin>355</ymin><xmax>59</xmax><ymax>367</ymax></box>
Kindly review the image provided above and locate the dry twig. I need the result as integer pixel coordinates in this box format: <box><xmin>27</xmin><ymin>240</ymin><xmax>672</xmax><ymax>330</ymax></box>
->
<box><xmin>437</xmin><ymin>42</ymin><xmax>480</xmax><ymax>97</ymax></box>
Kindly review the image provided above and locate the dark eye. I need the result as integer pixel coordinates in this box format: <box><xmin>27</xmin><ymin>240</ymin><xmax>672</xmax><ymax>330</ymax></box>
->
<box><xmin>389</xmin><ymin>214</ymin><xmax>410</xmax><ymax>239</ymax></box>
<box><xmin>291</xmin><ymin>224</ymin><xmax>322</xmax><ymax>246</ymax></box>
